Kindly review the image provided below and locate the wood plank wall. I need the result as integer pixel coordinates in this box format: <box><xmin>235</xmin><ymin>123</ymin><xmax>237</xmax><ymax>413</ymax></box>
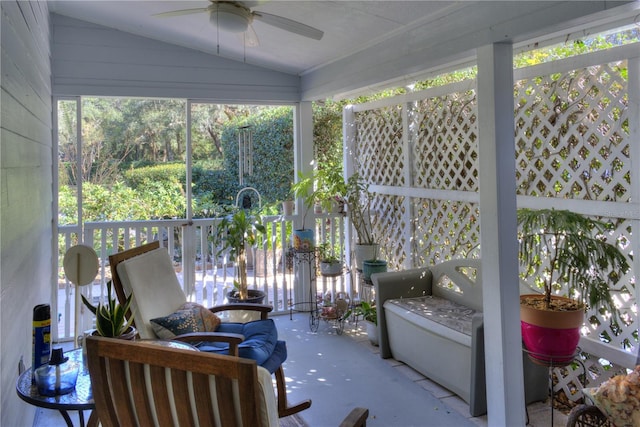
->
<box><xmin>1</xmin><ymin>1</ymin><xmax>53</xmax><ymax>426</ymax></box>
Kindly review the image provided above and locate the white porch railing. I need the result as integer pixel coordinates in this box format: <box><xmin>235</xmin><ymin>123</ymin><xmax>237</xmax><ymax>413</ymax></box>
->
<box><xmin>55</xmin><ymin>213</ymin><xmax>354</xmax><ymax>342</ymax></box>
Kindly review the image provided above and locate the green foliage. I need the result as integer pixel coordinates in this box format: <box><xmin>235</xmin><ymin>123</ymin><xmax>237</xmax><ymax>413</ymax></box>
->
<box><xmin>346</xmin><ymin>301</ymin><xmax>377</xmax><ymax>325</ymax></box>
<box><xmin>518</xmin><ymin>208</ymin><xmax>630</xmax><ymax>321</ymax></box>
<box><xmin>314</xmin><ymin>159</ymin><xmax>347</xmax><ymax>211</ymax></box>
<box><xmin>345</xmin><ymin>174</ymin><xmax>375</xmax><ymax>245</ymax></box>
<box><xmin>212</xmin><ymin>209</ymin><xmax>266</xmax><ymax>300</ymax></box>
<box><xmin>81</xmin><ymin>280</ymin><xmax>134</xmax><ymax>337</ymax></box>
<box><xmin>82</xmin><ymin>182</ymin><xmax>142</xmax><ymax>221</ymax></box>
<box><xmin>58</xmin><ymin>185</ymin><xmax>78</xmax><ymax>225</ymax></box>
<box><xmin>313</xmin><ymin>100</ymin><xmax>345</xmax><ymax>166</ymax></box>
<box><xmin>123</xmin><ymin>163</ymin><xmax>184</xmax><ymax>189</ymax></box>
<box><xmin>317</xmin><ymin>242</ymin><xmax>340</xmax><ymax>263</ymax></box>
<box><xmin>290</xmin><ymin>170</ymin><xmax>318</xmax><ymax>229</ymax></box>
<box><xmin>192</xmin><ymin>168</ymin><xmax>237</xmax><ymax>209</ymax></box>
<box><xmin>220</xmin><ymin>107</ymin><xmax>294</xmax><ymax>204</ymax></box>
<box><xmin>514</xmin><ymin>32</ymin><xmax>639</xmax><ymax>68</ymax></box>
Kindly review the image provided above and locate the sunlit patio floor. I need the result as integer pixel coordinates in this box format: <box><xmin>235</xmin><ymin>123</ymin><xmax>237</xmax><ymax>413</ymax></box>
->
<box><xmin>34</xmin><ymin>312</ymin><xmax>567</xmax><ymax>427</ymax></box>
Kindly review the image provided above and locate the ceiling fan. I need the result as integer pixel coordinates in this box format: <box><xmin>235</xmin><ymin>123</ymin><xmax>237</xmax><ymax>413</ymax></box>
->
<box><xmin>154</xmin><ymin>0</ymin><xmax>324</xmax><ymax>46</ymax></box>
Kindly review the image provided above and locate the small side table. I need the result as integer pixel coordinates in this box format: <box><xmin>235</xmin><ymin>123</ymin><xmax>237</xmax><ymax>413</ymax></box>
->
<box><xmin>16</xmin><ymin>340</ymin><xmax>197</xmax><ymax>427</ymax></box>
<box><xmin>16</xmin><ymin>348</ymin><xmax>93</xmax><ymax>427</ymax></box>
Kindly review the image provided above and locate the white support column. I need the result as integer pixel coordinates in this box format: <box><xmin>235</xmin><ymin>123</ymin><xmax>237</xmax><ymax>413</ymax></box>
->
<box><xmin>294</xmin><ymin>102</ymin><xmax>315</xmax><ymax>229</ymax></box>
<box><xmin>343</xmin><ymin>106</ymin><xmax>356</xmax><ymax>284</ymax></box>
<box><xmin>477</xmin><ymin>43</ymin><xmax>526</xmax><ymax>425</ymax></box>
<box><xmin>628</xmin><ymin>56</ymin><xmax>640</xmax><ymax>362</ymax></box>
<box><xmin>402</xmin><ymin>101</ymin><xmax>414</xmax><ymax>269</ymax></box>
<box><xmin>293</xmin><ymin>102</ymin><xmax>315</xmax><ymax>303</ymax></box>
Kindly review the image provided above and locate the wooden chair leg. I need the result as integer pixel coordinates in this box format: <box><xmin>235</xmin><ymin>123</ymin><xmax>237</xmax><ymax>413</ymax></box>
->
<box><xmin>275</xmin><ymin>365</ymin><xmax>312</xmax><ymax>418</ymax></box>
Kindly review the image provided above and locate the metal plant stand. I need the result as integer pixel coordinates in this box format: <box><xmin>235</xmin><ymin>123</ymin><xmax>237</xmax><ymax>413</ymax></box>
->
<box><xmin>288</xmin><ymin>249</ymin><xmax>320</xmax><ymax>331</ymax></box>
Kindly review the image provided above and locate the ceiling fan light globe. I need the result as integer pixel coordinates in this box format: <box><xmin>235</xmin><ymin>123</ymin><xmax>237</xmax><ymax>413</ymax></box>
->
<box><xmin>210</xmin><ymin>7</ymin><xmax>250</xmax><ymax>33</ymax></box>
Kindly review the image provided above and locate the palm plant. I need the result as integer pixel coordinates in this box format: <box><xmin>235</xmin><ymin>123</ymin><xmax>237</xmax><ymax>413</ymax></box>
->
<box><xmin>214</xmin><ymin>208</ymin><xmax>266</xmax><ymax>300</ymax></box>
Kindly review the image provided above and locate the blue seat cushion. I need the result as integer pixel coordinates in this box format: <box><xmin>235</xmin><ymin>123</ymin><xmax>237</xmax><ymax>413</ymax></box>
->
<box><xmin>262</xmin><ymin>340</ymin><xmax>287</xmax><ymax>374</ymax></box>
<box><xmin>197</xmin><ymin>319</ymin><xmax>283</xmax><ymax>369</ymax></box>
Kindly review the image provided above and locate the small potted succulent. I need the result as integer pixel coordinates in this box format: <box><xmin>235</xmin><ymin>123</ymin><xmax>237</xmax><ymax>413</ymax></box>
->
<box><xmin>81</xmin><ymin>280</ymin><xmax>136</xmax><ymax>339</ymax></box>
<box><xmin>317</xmin><ymin>242</ymin><xmax>343</xmax><ymax>276</ymax></box>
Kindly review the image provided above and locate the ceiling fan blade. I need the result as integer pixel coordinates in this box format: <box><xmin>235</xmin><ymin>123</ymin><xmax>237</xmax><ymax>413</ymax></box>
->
<box><xmin>153</xmin><ymin>7</ymin><xmax>210</xmax><ymax>18</ymax></box>
<box><xmin>252</xmin><ymin>11</ymin><xmax>323</xmax><ymax>40</ymax></box>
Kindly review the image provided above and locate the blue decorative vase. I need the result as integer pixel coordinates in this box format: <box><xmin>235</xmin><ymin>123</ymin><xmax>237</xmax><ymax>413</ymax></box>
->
<box><xmin>293</xmin><ymin>229</ymin><xmax>315</xmax><ymax>252</ymax></box>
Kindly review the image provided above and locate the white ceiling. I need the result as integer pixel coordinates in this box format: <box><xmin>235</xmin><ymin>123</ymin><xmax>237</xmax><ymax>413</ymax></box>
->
<box><xmin>49</xmin><ymin>1</ymin><xmax>459</xmax><ymax>75</ymax></box>
<box><xmin>48</xmin><ymin>1</ymin><xmax>638</xmax><ymax>99</ymax></box>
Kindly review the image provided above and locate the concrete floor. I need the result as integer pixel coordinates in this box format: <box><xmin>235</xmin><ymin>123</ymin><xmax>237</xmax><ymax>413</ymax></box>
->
<box><xmin>31</xmin><ymin>313</ymin><xmax>568</xmax><ymax>427</ymax></box>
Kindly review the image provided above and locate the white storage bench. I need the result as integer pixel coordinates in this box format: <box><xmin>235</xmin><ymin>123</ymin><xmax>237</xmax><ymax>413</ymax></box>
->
<box><xmin>372</xmin><ymin>259</ymin><xmax>548</xmax><ymax>417</ymax></box>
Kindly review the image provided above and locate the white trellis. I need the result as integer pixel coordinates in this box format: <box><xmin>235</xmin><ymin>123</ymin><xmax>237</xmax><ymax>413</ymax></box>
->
<box><xmin>345</xmin><ymin>43</ymin><xmax>639</xmax><ymax>401</ymax></box>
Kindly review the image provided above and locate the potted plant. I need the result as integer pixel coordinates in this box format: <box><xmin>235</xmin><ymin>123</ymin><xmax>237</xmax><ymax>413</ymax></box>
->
<box><xmin>314</xmin><ymin>160</ymin><xmax>347</xmax><ymax>213</ymax></box>
<box><xmin>350</xmin><ymin>301</ymin><xmax>378</xmax><ymax>346</ymax></box>
<box><xmin>290</xmin><ymin>170</ymin><xmax>318</xmax><ymax>251</ymax></box>
<box><xmin>518</xmin><ymin>208</ymin><xmax>630</xmax><ymax>364</ymax></box>
<box><xmin>345</xmin><ymin>173</ymin><xmax>379</xmax><ymax>270</ymax></box>
<box><xmin>214</xmin><ymin>208</ymin><xmax>267</xmax><ymax>303</ymax></box>
<box><xmin>317</xmin><ymin>242</ymin><xmax>343</xmax><ymax>276</ymax></box>
<box><xmin>81</xmin><ymin>280</ymin><xmax>136</xmax><ymax>339</ymax></box>
<box><xmin>362</xmin><ymin>253</ymin><xmax>387</xmax><ymax>282</ymax></box>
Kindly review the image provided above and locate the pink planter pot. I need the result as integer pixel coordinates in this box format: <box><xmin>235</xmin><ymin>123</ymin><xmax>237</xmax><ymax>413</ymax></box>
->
<box><xmin>520</xmin><ymin>294</ymin><xmax>584</xmax><ymax>366</ymax></box>
<box><xmin>520</xmin><ymin>321</ymin><xmax>580</xmax><ymax>365</ymax></box>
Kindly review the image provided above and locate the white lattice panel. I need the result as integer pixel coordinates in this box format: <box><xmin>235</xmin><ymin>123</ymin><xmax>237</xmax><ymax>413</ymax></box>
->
<box><xmin>349</xmin><ymin>48</ymin><xmax>637</xmax><ymax>393</ymax></box>
<box><xmin>412</xmin><ymin>199</ymin><xmax>481</xmax><ymax>266</ymax></box>
<box><xmin>553</xmin><ymin>355</ymin><xmax>630</xmax><ymax>403</ymax></box>
<box><xmin>514</xmin><ymin>61</ymin><xmax>630</xmax><ymax>201</ymax></box>
<box><xmin>583</xmin><ymin>218</ymin><xmax>636</xmax><ymax>354</ymax></box>
<box><xmin>355</xmin><ymin>105</ymin><xmax>405</xmax><ymax>186</ymax></box>
<box><xmin>373</xmin><ymin>194</ymin><xmax>406</xmax><ymax>270</ymax></box>
<box><xmin>412</xmin><ymin>91</ymin><xmax>479</xmax><ymax>191</ymax></box>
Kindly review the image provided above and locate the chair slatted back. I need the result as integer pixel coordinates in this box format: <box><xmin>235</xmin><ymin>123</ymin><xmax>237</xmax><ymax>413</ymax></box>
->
<box><xmin>86</xmin><ymin>336</ymin><xmax>264</xmax><ymax>427</ymax></box>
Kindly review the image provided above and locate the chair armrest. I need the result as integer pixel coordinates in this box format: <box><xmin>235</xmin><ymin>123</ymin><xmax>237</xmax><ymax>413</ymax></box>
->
<box><xmin>339</xmin><ymin>407</ymin><xmax>369</xmax><ymax>427</ymax></box>
<box><xmin>372</xmin><ymin>268</ymin><xmax>433</xmax><ymax>358</ymax></box>
<box><xmin>172</xmin><ymin>332</ymin><xmax>245</xmax><ymax>356</ymax></box>
<box><xmin>209</xmin><ymin>304</ymin><xmax>273</xmax><ymax>320</ymax></box>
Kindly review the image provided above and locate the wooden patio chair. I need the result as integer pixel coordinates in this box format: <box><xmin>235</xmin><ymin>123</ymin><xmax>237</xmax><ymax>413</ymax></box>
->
<box><xmin>108</xmin><ymin>241</ymin><xmax>310</xmax><ymax>418</ymax></box>
<box><xmin>86</xmin><ymin>336</ymin><xmax>369</xmax><ymax>427</ymax></box>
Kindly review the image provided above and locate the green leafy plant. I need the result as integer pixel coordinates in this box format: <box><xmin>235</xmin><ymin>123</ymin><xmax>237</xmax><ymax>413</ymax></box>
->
<box><xmin>518</xmin><ymin>208</ymin><xmax>630</xmax><ymax>321</ymax></box>
<box><xmin>347</xmin><ymin>301</ymin><xmax>377</xmax><ymax>325</ymax></box>
<box><xmin>81</xmin><ymin>280</ymin><xmax>134</xmax><ymax>337</ymax></box>
<box><xmin>213</xmin><ymin>208</ymin><xmax>266</xmax><ymax>300</ymax></box>
<box><xmin>317</xmin><ymin>242</ymin><xmax>340</xmax><ymax>263</ymax></box>
<box><xmin>314</xmin><ymin>160</ymin><xmax>347</xmax><ymax>211</ymax></box>
<box><xmin>290</xmin><ymin>170</ymin><xmax>319</xmax><ymax>229</ymax></box>
<box><xmin>345</xmin><ymin>173</ymin><xmax>376</xmax><ymax>245</ymax></box>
